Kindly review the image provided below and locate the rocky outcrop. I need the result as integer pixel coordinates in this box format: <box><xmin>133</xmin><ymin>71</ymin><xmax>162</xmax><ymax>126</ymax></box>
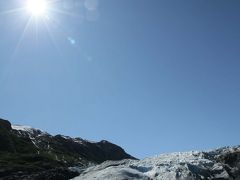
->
<box><xmin>0</xmin><ymin>118</ymin><xmax>135</xmax><ymax>180</ymax></box>
<box><xmin>0</xmin><ymin>119</ymin><xmax>11</xmax><ymax>130</ymax></box>
<box><xmin>2</xmin><ymin>118</ymin><xmax>239</xmax><ymax>180</ymax></box>
<box><xmin>215</xmin><ymin>148</ymin><xmax>240</xmax><ymax>179</ymax></box>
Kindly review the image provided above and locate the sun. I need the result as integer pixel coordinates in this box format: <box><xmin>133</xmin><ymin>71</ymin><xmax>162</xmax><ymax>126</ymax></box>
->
<box><xmin>26</xmin><ymin>0</ymin><xmax>47</xmax><ymax>17</ymax></box>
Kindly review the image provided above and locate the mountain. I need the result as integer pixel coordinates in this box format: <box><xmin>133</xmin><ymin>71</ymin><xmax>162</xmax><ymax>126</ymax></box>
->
<box><xmin>72</xmin><ymin>146</ymin><xmax>240</xmax><ymax>180</ymax></box>
<box><xmin>1</xmin><ymin>118</ymin><xmax>240</xmax><ymax>180</ymax></box>
<box><xmin>0</xmin><ymin>118</ymin><xmax>135</xmax><ymax>180</ymax></box>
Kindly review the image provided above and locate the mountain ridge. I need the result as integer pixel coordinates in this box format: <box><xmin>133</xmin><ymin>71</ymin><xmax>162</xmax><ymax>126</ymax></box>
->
<box><xmin>1</xmin><ymin>118</ymin><xmax>240</xmax><ymax>180</ymax></box>
<box><xmin>0</xmin><ymin>118</ymin><xmax>136</xmax><ymax>179</ymax></box>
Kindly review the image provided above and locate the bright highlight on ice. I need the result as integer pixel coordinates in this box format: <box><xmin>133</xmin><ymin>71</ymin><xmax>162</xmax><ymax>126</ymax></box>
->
<box><xmin>26</xmin><ymin>0</ymin><xmax>47</xmax><ymax>17</ymax></box>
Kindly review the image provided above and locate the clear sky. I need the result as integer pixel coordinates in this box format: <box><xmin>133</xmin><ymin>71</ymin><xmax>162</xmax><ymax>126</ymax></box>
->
<box><xmin>0</xmin><ymin>0</ymin><xmax>240</xmax><ymax>158</ymax></box>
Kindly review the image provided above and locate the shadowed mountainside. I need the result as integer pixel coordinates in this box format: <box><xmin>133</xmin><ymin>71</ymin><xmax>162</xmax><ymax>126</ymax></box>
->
<box><xmin>0</xmin><ymin>118</ymin><xmax>136</xmax><ymax>180</ymax></box>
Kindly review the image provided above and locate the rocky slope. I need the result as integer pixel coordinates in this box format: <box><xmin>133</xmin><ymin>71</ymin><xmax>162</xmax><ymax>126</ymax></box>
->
<box><xmin>72</xmin><ymin>146</ymin><xmax>240</xmax><ymax>180</ymax></box>
<box><xmin>0</xmin><ymin>118</ymin><xmax>135</xmax><ymax>180</ymax></box>
<box><xmin>1</xmin><ymin>118</ymin><xmax>240</xmax><ymax>180</ymax></box>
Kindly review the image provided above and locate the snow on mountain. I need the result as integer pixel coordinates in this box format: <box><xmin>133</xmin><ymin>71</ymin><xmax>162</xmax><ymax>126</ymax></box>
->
<box><xmin>11</xmin><ymin>125</ymin><xmax>33</xmax><ymax>131</ymax></box>
<box><xmin>72</xmin><ymin>146</ymin><xmax>240</xmax><ymax>180</ymax></box>
<box><xmin>1</xmin><ymin>118</ymin><xmax>136</xmax><ymax>179</ymax></box>
<box><xmin>11</xmin><ymin>124</ymin><xmax>48</xmax><ymax>136</ymax></box>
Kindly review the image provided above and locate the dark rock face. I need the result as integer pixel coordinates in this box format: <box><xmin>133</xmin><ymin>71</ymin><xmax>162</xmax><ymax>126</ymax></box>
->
<box><xmin>0</xmin><ymin>119</ymin><xmax>11</xmax><ymax>131</ymax></box>
<box><xmin>0</xmin><ymin>119</ymin><xmax>37</xmax><ymax>153</ymax></box>
<box><xmin>0</xmin><ymin>118</ymin><xmax>136</xmax><ymax>180</ymax></box>
<box><xmin>216</xmin><ymin>150</ymin><xmax>240</xmax><ymax>179</ymax></box>
<box><xmin>0</xmin><ymin>119</ymin><xmax>19</xmax><ymax>152</ymax></box>
<box><xmin>1</xmin><ymin>168</ymin><xmax>79</xmax><ymax>180</ymax></box>
<box><xmin>96</xmin><ymin>140</ymin><xmax>135</xmax><ymax>161</ymax></box>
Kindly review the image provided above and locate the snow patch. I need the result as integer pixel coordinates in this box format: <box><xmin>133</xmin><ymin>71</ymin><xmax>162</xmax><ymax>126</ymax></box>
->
<box><xmin>12</xmin><ymin>125</ymin><xmax>48</xmax><ymax>135</ymax></box>
<box><xmin>12</xmin><ymin>125</ymin><xmax>33</xmax><ymax>131</ymax></box>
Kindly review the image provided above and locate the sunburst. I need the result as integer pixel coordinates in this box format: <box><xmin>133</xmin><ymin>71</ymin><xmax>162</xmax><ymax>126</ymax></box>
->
<box><xmin>26</xmin><ymin>0</ymin><xmax>48</xmax><ymax>17</ymax></box>
<box><xmin>0</xmin><ymin>0</ymin><xmax>90</xmax><ymax>56</ymax></box>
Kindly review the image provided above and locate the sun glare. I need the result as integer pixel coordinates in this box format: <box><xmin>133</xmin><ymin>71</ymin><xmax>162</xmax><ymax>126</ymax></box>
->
<box><xmin>27</xmin><ymin>0</ymin><xmax>47</xmax><ymax>17</ymax></box>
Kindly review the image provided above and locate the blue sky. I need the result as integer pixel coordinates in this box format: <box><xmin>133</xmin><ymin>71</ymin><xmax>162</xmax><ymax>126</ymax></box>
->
<box><xmin>0</xmin><ymin>0</ymin><xmax>240</xmax><ymax>158</ymax></box>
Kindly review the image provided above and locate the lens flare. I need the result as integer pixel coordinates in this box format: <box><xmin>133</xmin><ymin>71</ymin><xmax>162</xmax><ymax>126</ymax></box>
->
<box><xmin>27</xmin><ymin>0</ymin><xmax>47</xmax><ymax>17</ymax></box>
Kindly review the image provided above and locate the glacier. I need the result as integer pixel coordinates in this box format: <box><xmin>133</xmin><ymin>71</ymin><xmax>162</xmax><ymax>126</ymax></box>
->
<box><xmin>72</xmin><ymin>146</ymin><xmax>240</xmax><ymax>180</ymax></box>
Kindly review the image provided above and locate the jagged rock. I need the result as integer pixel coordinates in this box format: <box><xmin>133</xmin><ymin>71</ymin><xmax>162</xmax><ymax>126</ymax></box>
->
<box><xmin>2</xmin><ymin>118</ymin><xmax>239</xmax><ymax>180</ymax></box>
<box><xmin>0</xmin><ymin>119</ymin><xmax>135</xmax><ymax>180</ymax></box>
<box><xmin>0</xmin><ymin>118</ymin><xmax>11</xmax><ymax>131</ymax></box>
